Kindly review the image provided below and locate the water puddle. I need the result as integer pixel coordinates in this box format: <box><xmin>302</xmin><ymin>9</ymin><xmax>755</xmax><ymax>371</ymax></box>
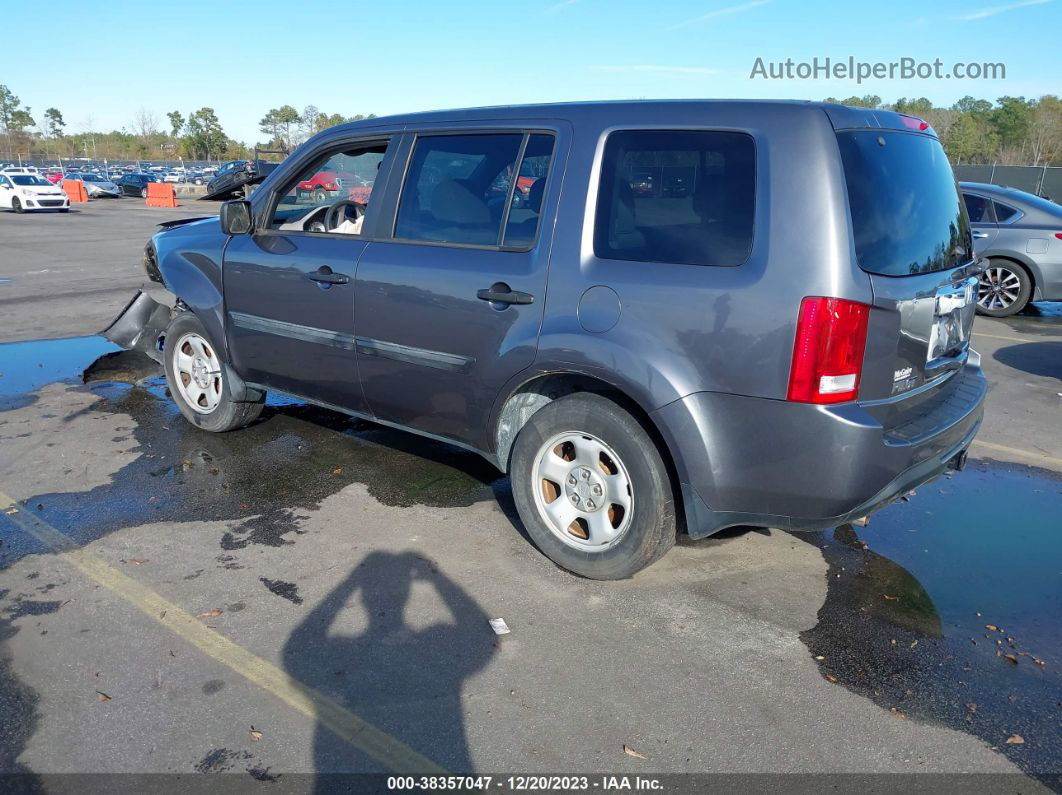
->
<box><xmin>0</xmin><ymin>336</ymin><xmax>119</xmax><ymax>410</ymax></box>
<box><xmin>800</xmin><ymin>461</ymin><xmax>1062</xmax><ymax>788</ymax></box>
<box><xmin>1</xmin><ymin>337</ymin><xmax>505</xmax><ymax>569</ymax></box>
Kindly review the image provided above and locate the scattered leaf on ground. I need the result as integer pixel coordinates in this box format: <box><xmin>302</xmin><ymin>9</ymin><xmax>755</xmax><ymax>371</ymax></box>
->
<box><xmin>1004</xmin><ymin>654</ymin><xmax>1019</xmax><ymax>665</ymax></box>
<box><xmin>127</xmin><ymin>558</ymin><xmax>148</xmax><ymax>565</ymax></box>
<box><xmin>197</xmin><ymin>608</ymin><xmax>223</xmax><ymax>619</ymax></box>
<box><xmin>332</xmin><ymin>468</ymin><xmax>343</xmax><ymax>476</ymax></box>
<box><xmin>883</xmin><ymin>594</ymin><xmax>900</xmax><ymax>601</ymax></box>
<box><xmin>966</xmin><ymin>703</ymin><xmax>977</xmax><ymax>713</ymax></box>
<box><xmin>249</xmin><ymin>726</ymin><xmax>263</xmax><ymax>742</ymax></box>
<box><xmin>825</xmin><ymin>673</ymin><xmax>838</xmax><ymax>683</ymax></box>
<box><xmin>622</xmin><ymin>745</ymin><xmax>647</xmax><ymax>760</ymax></box>
<box><xmin>910</xmin><ymin>640</ymin><xmax>919</xmax><ymax>649</ymax></box>
<box><xmin>986</xmin><ymin>624</ymin><xmax>999</xmax><ymax>631</ymax></box>
<box><xmin>814</xmin><ymin>655</ymin><xmax>825</xmax><ymax>661</ymax></box>
<box><xmin>889</xmin><ymin>707</ymin><xmax>907</xmax><ymax>720</ymax></box>
<box><xmin>95</xmin><ymin>690</ymin><xmax>111</xmax><ymax>703</ymax></box>
<box><xmin>1006</xmin><ymin>735</ymin><xmax>1024</xmax><ymax>745</ymax></box>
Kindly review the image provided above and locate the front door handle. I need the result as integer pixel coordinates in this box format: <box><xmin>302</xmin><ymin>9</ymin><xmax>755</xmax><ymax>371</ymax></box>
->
<box><xmin>971</xmin><ymin>230</ymin><xmax>989</xmax><ymax>239</ymax></box>
<box><xmin>477</xmin><ymin>284</ymin><xmax>534</xmax><ymax>305</ymax></box>
<box><xmin>308</xmin><ymin>267</ymin><xmax>349</xmax><ymax>285</ymax></box>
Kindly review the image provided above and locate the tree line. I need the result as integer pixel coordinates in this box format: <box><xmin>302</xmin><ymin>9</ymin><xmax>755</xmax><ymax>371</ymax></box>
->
<box><xmin>0</xmin><ymin>84</ymin><xmax>375</xmax><ymax>163</ymax></box>
<box><xmin>2</xmin><ymin>81</ymin><xmax>1060</xmax><ymax>167</ymax></box>
<box><xmin>824</xmin><ymin>94</ymin><xmax>1062</xmax><ymax>165</ymax></box>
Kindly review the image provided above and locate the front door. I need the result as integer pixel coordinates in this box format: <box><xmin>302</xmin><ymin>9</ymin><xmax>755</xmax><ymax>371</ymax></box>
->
<box><xmin>355</xmin><ymin>129</ymin><xmax>563</xmax><ymax>450</ymax></box>
<box><xmin>224</xmin><ymin>139</ymin><xmax>393</xmax><ymax>411</ymax></box>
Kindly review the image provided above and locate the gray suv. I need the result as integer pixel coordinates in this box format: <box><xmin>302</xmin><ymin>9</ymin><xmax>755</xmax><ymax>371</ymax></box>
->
<box><xmin>106</xmin><ymin>101</ymin><xmax>987</xmax><ymax>579</ymax></box>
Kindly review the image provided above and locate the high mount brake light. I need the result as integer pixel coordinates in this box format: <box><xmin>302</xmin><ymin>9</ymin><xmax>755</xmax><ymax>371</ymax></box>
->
<box><xmin>787</xmin><ymin>297</ymin><xmax>871</xmax><ymax>404</ymax></box>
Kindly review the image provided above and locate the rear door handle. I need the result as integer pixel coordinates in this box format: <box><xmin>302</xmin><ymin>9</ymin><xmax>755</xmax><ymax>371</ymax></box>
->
<box><xmin>308</xmin><ymin>267</ymin><xmax>349</xmax><ymax>285</ymax></box>
<box><xmin>477</xmin><ymin>285</ymin><xmax>534</xmax><ymax>305</ymax></box>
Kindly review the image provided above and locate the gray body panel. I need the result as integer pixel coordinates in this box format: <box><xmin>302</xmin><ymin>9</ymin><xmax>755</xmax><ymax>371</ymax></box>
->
<box><xmin>137</xmin><ymin>100</ymin><xmax>987</xmax><ymax>538</ymax></box>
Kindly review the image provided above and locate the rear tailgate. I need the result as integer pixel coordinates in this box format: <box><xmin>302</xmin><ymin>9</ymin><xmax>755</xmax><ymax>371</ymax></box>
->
<box><xmin>831</xmin><ymin>112</ymin><xmax>982</xmax><ymax>432</ymax></box>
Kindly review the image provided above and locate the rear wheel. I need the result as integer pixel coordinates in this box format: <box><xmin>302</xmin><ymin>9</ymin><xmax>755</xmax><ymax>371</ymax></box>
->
<box><xmin>140</xmin><ymin>187</ymin><xmax>148</xmax><ymax>199</ymax></box>
<box><xmin>977</xmin><ymin>260</ymin><xmax>1032</xmax><ymax>317</ymax></box>
<box><xmin>510</xmin><ymin>393</ymin><xmax>676</xmax><ymax>579</ymax></box>
<box><xmin>163</xmin><ymin>312</ymin><xmax>264</xmax><ymax>432</ymax></box>
<box><xmin>12</xmin><ymin>197</ymin><xmax>23</xmax><ymax>213</ymax></box>
<box><xmin>313</xmin><ymin>187</ymin><xmax>328</xmax><ymax>204</ymax></box>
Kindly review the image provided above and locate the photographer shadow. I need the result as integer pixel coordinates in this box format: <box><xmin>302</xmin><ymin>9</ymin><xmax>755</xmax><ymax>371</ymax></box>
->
<box><xmin>283</xmin><ymin>550</ymin><xmax>495</xmax><ymax>784</ymax></box>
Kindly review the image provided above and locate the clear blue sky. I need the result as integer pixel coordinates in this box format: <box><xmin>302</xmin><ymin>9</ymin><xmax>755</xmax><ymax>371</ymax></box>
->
<box><xmin>6</xmin><ymin>0</ymin><xmax>1060</xmax><ymax>144</ymax></box>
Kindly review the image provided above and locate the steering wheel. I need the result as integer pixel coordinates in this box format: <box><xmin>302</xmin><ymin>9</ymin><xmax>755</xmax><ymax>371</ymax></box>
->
<box><xmin>325</xmin><ymin>200</ymin><xmax>364</xmax><ymax>231</ymax></box>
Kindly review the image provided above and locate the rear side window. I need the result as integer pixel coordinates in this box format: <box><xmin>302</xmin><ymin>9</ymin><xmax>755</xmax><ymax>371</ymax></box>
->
<box><xmin>395</xmin><ymin>133</ymin><xmax>555</xmax><ymax>248</ymax></box>
<box><xmin>993</xmin><ymin>201</ymin><xmax>1020</xmax><ymax>222</ymax></box>
<box><xmin>594</xmin><ymin>130</ymin><xmax>755</xmax><ymax>267</ymax></box>
<box><xmin>962</xmin><ymin>193</ymin><xmax>991</xmax><ymax>223</ymax></box>
<box><xmin>838</xmin><ymin>131</ymin><xmax>971</xmax><ymax>276</ymax></box>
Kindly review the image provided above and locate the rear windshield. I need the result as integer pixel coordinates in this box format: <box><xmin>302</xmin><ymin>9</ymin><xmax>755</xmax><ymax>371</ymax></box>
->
<box><xmin>837</xmin><ymin>131</ymin><xmax>971</xmax><ymax>276</ymax></box>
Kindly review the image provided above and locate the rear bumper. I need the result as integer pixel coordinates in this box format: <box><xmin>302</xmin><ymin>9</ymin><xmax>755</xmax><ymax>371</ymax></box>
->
<box><xmin>652</xmin><ymin>362</ymin><xmax>987</xmax><ymax>538</ymax></box>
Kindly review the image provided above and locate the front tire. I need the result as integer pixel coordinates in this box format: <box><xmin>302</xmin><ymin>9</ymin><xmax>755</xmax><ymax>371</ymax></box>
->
<box><xmin>12</xmin><ymin>197</ymin><xmax>23</xmax><ymax>213</ymax></box>
<box><xmin>141</xmin><ymin>187</ymin><xmax>148</xmax><ymax>199</ymax></box>
<box><xmin>510</xmin><ymin>393</ymin><xmax>676</xmax><ymax>579</ymax></box>
<box><xmin>163</xmin><ymin>312</ymin><xmax>264</xmax><ymax>432</ymax></box>
<box><xmin>976</xmin><ymin>260</ymin><xmax>1032</xmax><ymax>317</ymax></box>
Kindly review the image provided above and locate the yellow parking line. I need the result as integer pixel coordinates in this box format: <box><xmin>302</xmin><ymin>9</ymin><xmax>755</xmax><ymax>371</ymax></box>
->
<box><xmin>0</xmin><ymin>490</ymin><xmax>447</xmax><ymax>776</ymax></box>
<box><xmin>971</xmin><ymin>440</ymin><xmax>1062</xmax><ymax>470</ymax></box>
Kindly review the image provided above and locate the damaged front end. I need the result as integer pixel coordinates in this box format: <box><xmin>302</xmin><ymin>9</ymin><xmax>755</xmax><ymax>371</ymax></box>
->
<box><xmin>102</xmin><ymin>289</ymin><xmax>175</xmax><ymax>364</ymax></box>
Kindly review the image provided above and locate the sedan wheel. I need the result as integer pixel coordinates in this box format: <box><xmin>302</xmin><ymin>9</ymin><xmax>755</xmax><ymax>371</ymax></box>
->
<box><xmin>976</xmin><ymin>261</ymin><xmax>1032</xmax><ymax>317</ymax></box>
<box><xmin>141</xmin><ymin>187</ymin><xmax>148</xmax><ymax>199</ymax></box>
<box><xmin>12</xmin><ymin>197</ymin><xmax>23</xmax><ymax>213</ymax></box>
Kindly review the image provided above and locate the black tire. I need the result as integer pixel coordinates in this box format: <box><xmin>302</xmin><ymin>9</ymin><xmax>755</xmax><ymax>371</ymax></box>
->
<box><xmin>12</xmin><ymin>197</ymin><xmax>23</xmax><ymax>214</ymax></box>
<box><xmin>976</xmin><ymin>259</ymin><xmax>1033</xmax><ymax>317</ymax></box>
<box><xmin>313</xmin><ymin>188</ymin><xmax>328</xmax><ymax>204</ymax></box>
<box><xmin>510</xmin><ymin>393</ymin><xmax>676</xmax><ymax>579</ymax></box>
<box><xmin>141</xmin><ymin>187</ymin><xmax>148</xmax><ymax>199</ymax></box>
<box><xmin>163</xmin><ymin>312</ymin><xmax>264</xmax><ymax>432</ymax></box>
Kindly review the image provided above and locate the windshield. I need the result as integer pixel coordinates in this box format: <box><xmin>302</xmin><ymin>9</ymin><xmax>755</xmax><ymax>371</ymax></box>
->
<box><xmin>837</xmin><ymin>131</ymin><xmax>972</xmax><ymax>276</ymax></box>
<box><xmin>12</xmin><ymin>175</ymin><xmax>50</xmax><ymax>186</ymax></box>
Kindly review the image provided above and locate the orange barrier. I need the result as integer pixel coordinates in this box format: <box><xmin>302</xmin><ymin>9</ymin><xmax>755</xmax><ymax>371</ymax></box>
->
<box><xmin>61</xmin><ymin>179</ymin><xmax>89</xmax><ymax>203</ymax></box>
<box><xmin>146</xmin><ymin>182</ymin><xmax>178</xmax><ymax>208</ymax></box>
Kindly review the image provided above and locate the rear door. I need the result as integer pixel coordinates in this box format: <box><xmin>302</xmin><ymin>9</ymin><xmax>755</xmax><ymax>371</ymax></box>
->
<box><xmin>962</xmin><ymin>190</ymin><xmax>999</xmax><ymax>254</ymax></box>
<box><xmin>834</xmin><ymin>126</ymin><xmax>979</xmax><ymax>417</ymax></box>
<box><xmin>353</xmin><ymin>126</ymin><xmax>565</xmax><ymax>450</ymax></box>
<box><xmin>0</xmin><ymin>176</ymin><xmax>13</xmax><ymax>208</ymax></box>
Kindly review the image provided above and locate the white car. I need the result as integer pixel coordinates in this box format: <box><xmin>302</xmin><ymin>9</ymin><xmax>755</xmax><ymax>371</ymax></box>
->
<box><xmin>163</xmin><ymin>172</ymin><xmax>182</xmax><ymax>183</ymax></box>
<box><xmin>0</xmin><ymin>173</ymin><xmax>70</xmax><ymax>212</ymax></box>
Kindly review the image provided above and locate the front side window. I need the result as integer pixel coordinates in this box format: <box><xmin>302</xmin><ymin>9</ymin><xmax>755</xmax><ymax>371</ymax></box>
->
<box><xmin>594</xmin><ymin>130</ymin><xmax>755</xmax><ymax>267</ymax></box>
<box><xmin>270</xmin><ymin>141</ymin><xmax>389</xmax><ymax>235</ymax></box>
<box><xmin>394</xmin><ymin>132</ymin><xmax>554</xmax><ymax>248</ymax></box>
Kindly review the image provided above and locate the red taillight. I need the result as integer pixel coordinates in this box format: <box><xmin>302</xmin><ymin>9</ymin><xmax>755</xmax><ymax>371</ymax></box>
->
<box><xmin>899</xmin><ymin>114</ymin><xmax>930</xmax><ymax>132</ymax></box>
<box><xmin>1055</xmin><ymin>233</ymin><xmax>1062</xmax><ymax>240</ymax></box>
<box><xmin>787</xmin><ymin>297</ymin><xmax>870</xmax><ymax>404</ymax></box>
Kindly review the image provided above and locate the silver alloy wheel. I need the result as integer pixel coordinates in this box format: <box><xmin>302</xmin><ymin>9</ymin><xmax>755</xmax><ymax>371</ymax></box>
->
<box><xmin>172</xmin><ymin>332</ymin><xmax>223</xmax><ymax>414</ymax></box>
<box><xmin>977</xmin><ymin>266</ymin><xmax>1022</xmax><ymax>311</ymax></box>
<box><xmin>531</xmin><ymin>431</ymin><xmax>633</xmax><ymax>550</ymax></box>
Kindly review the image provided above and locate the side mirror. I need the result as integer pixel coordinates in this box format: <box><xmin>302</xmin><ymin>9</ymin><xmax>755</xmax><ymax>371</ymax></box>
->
<box><xmin>220</xmin><ymin>200</ymin><xmax>253</xmax><ymax>235</ymax></box>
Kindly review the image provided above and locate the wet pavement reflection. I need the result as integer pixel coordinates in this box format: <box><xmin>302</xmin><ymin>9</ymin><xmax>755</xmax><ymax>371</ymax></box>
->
<box><xmin>801</xmin><ymin>462</ymin><xmax>1062</xmax><ymax>788</ymax></box>
<box><xmin>0</xmin><ymin>337</ymin><xmax>505</xmax><ymax>567</ymax></box>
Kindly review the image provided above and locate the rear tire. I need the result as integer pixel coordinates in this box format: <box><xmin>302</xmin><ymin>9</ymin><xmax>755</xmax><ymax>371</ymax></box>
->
<box><xmin>313</xmin><ymin>187</ymin><xmax>328</xmax><ymax>204</ymax></box>
<box><xmin>141</xmin><ymin>187</ymin><xmax>148</xmax><ymax>199</ymax></box>
<box><xmin>976</xmin><ymin>259</ymin><xmax>1032</xmax><ymax>317</ymax></box>
<box><xmin>163</xmin><ymin>312</ymin><xmax>264</xmax><ymax>433</ymax></box>
<box><xmin>510</xmin><ymin>393</ymin><xmax>676</xmax><ymax>579</ymax></box>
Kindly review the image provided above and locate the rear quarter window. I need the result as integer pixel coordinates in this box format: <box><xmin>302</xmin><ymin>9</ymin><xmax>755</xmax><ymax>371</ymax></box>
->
<box><xmin>838</xmin><ymin>131</ymin><xmax>971</xmax><ymax>276</ymax></box>
<box><xmin>594</xmin><ymin>130</ymin><xmax>755</xmax><ymax>267</ymax></box>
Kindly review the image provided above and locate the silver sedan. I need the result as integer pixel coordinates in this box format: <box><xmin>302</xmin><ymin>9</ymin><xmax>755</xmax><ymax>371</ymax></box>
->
<box><xmin>960</xmin><ymin>181</ymin><xmax>1062</xmax><ymax>316</ymax></box>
